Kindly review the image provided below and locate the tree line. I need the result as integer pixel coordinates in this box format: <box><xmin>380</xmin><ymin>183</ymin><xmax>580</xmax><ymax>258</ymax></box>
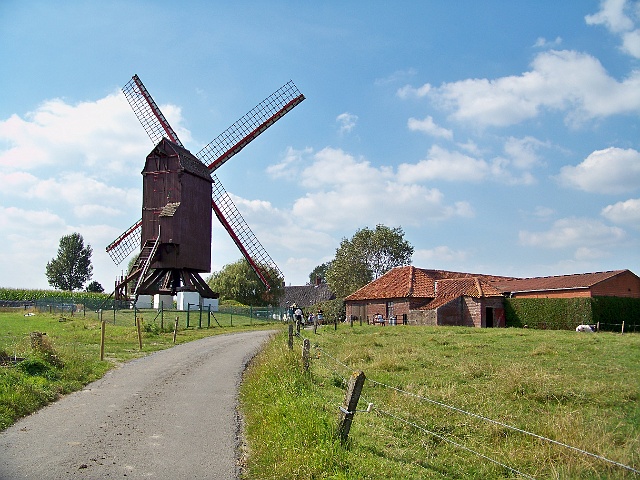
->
<box><xmin>42</xmin><ymin>224</ymin><xmax>413</xmax><ymax>305</ymax></box>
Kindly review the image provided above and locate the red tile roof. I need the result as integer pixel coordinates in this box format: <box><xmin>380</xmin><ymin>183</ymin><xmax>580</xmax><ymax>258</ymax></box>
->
<box><xmin>491</xmin><ymin>270</ymin><xmax>629</xmax><ymax>294</ymax></box>
<box><xmin>345</xmin><ymin>266</ymin><xmax>510</xmax><ymax>301</ymax></box>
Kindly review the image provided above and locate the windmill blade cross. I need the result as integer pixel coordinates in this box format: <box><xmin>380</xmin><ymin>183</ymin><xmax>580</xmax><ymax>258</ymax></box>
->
<box><xmin>108</xmin><ymin>75</ymin><xmax>304</xmax><ymax>289</ymax></box>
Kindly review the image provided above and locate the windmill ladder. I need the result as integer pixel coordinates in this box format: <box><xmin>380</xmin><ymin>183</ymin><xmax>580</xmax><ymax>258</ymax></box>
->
<box><xmin>132</xmin><ymin>227</ymin><xmax>161</xmax><ymax>303</ymax></box>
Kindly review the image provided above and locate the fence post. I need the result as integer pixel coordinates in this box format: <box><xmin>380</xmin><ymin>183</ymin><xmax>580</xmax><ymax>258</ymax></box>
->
<box><xmin>100</xmin><ymin>320</ymin><xmax>106</xmax><ymax>361</ymax></box>
<box><xmin>173</xmin><ymin>316</ymin><xmax>179</xmax><ymax>344</ymax></box>
<box><xmin>186</xmin><ymin>304</ymin><xmax>191</xmax><ymax>328</ymax></box>
<box><xmin>198</xmin><ymin>304</ymin><xmax>203</xmax><ymax>329</ymax></box>
<box><xmin>136</xmin><ymin>316</ymin><xmax>143</xmax><ymax>350</ymax></box>
<box><xmin>622</xmin><ymin>321</ymin><xmax>625</xmax><ymax>334</ymax></box>
<box><xmin>337</xmin><ymin>371</ymin><xmax>366</xmax><ymax>444</ymax></box>
<box><xmin>160</xmin><ymin>301</ymin><xmax>164</xmax><ymax>330</ymax></box>
<box><xmin>288</xmin><ymin>324</ymin><xmax>294</xmax><ymax>350</ymax></box>
<box><xmin>313</xmin><ymin>316</ymin><xmax>318</xmax><ymax>334</ymax></box>
<box><xmin>334</xmin><ymin>317</ymin><xmax>337</xmax><ymax>330</ymax></box>
<box><xmin>207</xmin><ymin>304</ymin><xmax>211</xmax><ymax>328</ymax></box>
<box><xmin>302</xmin><ymin>338</ymin><xmax>310</xmax><ymax>372</ymax></box>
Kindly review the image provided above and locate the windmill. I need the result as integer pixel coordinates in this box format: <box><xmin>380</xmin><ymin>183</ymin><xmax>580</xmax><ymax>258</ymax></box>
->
<box><xmin>106</xmin><ymin>74</ymin><xmax>305</xmax><ymax>303</ymax></box>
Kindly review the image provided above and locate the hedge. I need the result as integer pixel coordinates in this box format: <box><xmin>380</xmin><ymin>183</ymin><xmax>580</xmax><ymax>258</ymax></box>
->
<box><xmin>0</xmin><ymin>288</ymin><xmax>111</xmax><ymax>310</ymax></box>
<box><xmin>505</xmin><ymin>296</ymin><xmax>640</xmax><ymax>331</ymax></box>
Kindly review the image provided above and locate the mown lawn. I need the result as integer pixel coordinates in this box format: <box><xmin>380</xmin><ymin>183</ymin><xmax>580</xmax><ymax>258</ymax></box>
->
<box><xmin>240</xmin><ymin>325</ymin><xmax>640</xmax><ymax>479</ymax></box>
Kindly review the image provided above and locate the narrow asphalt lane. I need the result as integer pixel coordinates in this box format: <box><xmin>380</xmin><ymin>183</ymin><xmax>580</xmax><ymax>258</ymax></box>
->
<box><xmin>0</xmin><ymin>330</ymin><xmax>274</xmax><ymax>479</ymax></box>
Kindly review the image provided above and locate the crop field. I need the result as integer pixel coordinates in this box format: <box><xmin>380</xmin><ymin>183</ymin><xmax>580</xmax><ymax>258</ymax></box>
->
<box><xmin>240</xmin><ymin>324</ymin><xmax>640</xmax><ymax>479</ymax></box>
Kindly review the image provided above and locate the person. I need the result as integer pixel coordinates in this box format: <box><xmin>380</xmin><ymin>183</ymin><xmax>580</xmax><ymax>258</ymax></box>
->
<box><xmin>317</xmin><ymin>309</ymin><xmax>324</xmax><ymax>325</ymax></box>
<box><xmin>294</xmin><ymin>306</ymin><xmax>303</xmax><ymax>324</ymax></box>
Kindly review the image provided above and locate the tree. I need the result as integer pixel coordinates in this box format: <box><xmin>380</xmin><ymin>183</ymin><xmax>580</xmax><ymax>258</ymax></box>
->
<box><xmin>45</xmin><ymin>233</ymin><xmax>93</xmax><ymax>291</ymax></box>
<box><xmin>309</xmin><ymin>262</ymin><xmax>331</xmax><ymax>285</ymax></box>
<box><xmin>85</xmin><ymin>280</ymin><xmax>104</xmax><ymax>293</ymax></box>
<box><xmin>206</xmin><ymin>259</ymin><xmax>284</xmax><ymax>306</ymax></box>
<box><xmin>325</xmin><ymin>225</ymin><xmax>414</xmax><ymax>298</ymax></box>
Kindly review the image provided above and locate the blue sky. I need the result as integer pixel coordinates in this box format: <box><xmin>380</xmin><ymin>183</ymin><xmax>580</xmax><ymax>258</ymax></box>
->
<box><xmin>1</xmin><ymin>0</ymin><xmax>639</xmax><ymax>290</ymax></box>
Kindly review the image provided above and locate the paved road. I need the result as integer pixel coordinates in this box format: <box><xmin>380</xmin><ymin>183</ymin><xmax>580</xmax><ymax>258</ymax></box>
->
<box><xmin>0</xmin><ymin>330</ymin><xmax>274</xmax><ymax>479</ymax></box>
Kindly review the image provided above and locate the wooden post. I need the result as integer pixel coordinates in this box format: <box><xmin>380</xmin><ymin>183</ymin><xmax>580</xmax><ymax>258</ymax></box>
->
<box><xmin>136</xmin><ymin>316</ymin><xmax>143</xmax><ymax>350</ymax></box>
<box><xmin>313</xmin><ymin>316</ymin><xmax>318</xmax><ymax>334</ymax></box>
<box><xmin>337</xmin><ymin>371</ymin><xmax>366</xmax><ymax>444</ymax></box>
<box><xmin>288</xmin><ymin>324</ymin><xmax>294</xmax><ymax>350</ymax></box>
<box><xmin>302</xmin><ymin>338</ymin><xmax>310</xmax><ymax>372</ymax></box>
<box><xmin>334</xmin><ymin>317</ymin><xmax>337</xmax><ymax>331</ymax></box>
<box><xmin>186</xmin><ymin>304</ymin><xmax>191</xmax><ymax>328</ymax></box>
<box><xmin>622</xmin><ymin>321</ymin><xmax>625</xmax><ymax>334</ymax></box>
<box><xmin>173</xmin><ymin>316</ymin><xmax>179</xmax><ymax>344</ymax></box>
<box><xmin>596</xmin><ymin>321</ymin><xmax>600</xmax><ymax>332</ymax></box>
<box><xmin>100</xmin><ymin>320</ymin><xmax>106</xmax><ymax>361</ymax></box>
<box><xmin>160</xmin><ymin>301</ymin><xmax>164</xmax><ymax>330</ymax></box>
<box><xmin>350</xmin><ymin>316</ymin><xmax>353</xmax><ymax>327</ymax></box>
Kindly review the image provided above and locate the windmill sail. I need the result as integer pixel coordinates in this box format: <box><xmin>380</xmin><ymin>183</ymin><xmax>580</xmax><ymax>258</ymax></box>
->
<box><xmin>107</xmin><ymin>74</ymin><xmax>303</xmax><ymax>290</ymax></box>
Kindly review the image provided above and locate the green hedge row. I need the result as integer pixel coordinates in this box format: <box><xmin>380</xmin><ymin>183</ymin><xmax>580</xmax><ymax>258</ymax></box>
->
<box><xmin>505</xmin><ymin>297</ymin><xmax>640</xmax><ymax>331</ymax></box>
<box><xmin>0</xmin><ymin>288</ymin><xmax>110</xmax><ymax>307</ymax></box>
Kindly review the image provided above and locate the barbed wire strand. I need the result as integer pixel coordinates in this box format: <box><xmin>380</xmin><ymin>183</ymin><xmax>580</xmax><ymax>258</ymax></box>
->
<box><xmin>375</xmin><ymin>408</ymin><xmax>537</xmax><ymax>480</ymax></box>
<box><xmin>312</xmin><ymin>341</ymin><xmax>639</xmax><ymax>475</ymax></box>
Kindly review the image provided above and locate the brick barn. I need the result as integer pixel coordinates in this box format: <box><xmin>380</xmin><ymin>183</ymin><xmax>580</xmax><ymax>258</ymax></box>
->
<box><xmin>344</xmin><ymin>267</ymin><xmax>640</xmax><ymax>328</ymax></box>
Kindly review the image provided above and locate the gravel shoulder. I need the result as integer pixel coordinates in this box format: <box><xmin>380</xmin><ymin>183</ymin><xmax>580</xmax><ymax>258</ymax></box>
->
<box><xmin>0</xmin><ymin>329</ymin><xmax>275</xmax><ymax>479</ymax></box>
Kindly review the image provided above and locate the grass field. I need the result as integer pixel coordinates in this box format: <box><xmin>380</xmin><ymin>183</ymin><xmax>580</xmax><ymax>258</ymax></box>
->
<box><xmin>0</xmin><ymin>309</ymin><xmax>279</xmax><ymax>431</ymax></box>
<box><xmin>239</xmin><ymin>324</ymin><xmax>640</xmax><ymax>479</ymax></box>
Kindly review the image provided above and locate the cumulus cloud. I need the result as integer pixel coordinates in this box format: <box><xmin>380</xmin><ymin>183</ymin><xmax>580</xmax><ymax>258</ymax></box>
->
<box><xmin>413</xmin><ymin>245</ymin><xmax>469</xmax><ymax>264</ymax></box>
<box><xmin>534</xmin><ymin>36</ymin><xmax>562</xmax><ymax>48</ymax></box>
<box><xmin>407</xmin><ymin>116</ymin><xmax>453</xmax><ymax>140</ymax></box>
<box><xmin>601</xmin><ymin>198</ymin><xmax>640</xmax><ymax>224</ymax></box>
<box><xmin>277</xmin><ymin>147</ymin><xmax>473</xmax><ymax>231</ymax></box>
<box><xmin>557</xmin><ymin>147</ymin><xmax>640</xmax><ymax>194</ymax></box>
<box><xmin>336</xmin><ymin>112</ymin><xmax>358</xmax><ymax>134</ymax></box>
<box><xmin>397</xmin><ymin>145</ymin><xmax>487</xmax><ymax>183</ymax></box>
<box><xmin>519</xmin><ymin>217</ymin><xmax>626</xmax><ymax>249</ymax></box>
<box><xmin>402</xmin><ymin>50</ymin><xmax>640</xmax><ymax>128</ymax></box>
<box><xmin>586</xmin><ymin>0</ymin><xmax>640</xmax><ymax>58</ymax></box>
<box><xmin>0</xmin><ymin>93</ymin><xmax>177</xmax><ymax>176</ymax></box>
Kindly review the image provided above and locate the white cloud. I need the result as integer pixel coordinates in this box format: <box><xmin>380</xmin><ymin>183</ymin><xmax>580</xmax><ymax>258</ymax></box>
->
<box><xmin>336</xmin><ymin>112</ymin><xmax>358</xmax><ymax>134</ymax></box>
<box><xmin>519</xmin><ymin>217</ymin><xmax>626</xmax><ymax>249</ymax></box>
<box><xmin>397</xmin><ymin>145</ymin><xmax>488</xmax><ymax>183</ymax></box>
<box><xmin>557</xmin><ymin>147</ymin><xmax>640</xmax><ymax>194</ymax></box>
<box><xmin>407</xmin><ymin>116</ymin><xmax>453</xmax><ymax>140</ymax></box>
<box><xmin>282</xmin><ymin>147</ymin><xmax>473</xmax><ymax>231</ymax></box>
<box><xmin>397</xmin><ymin>83</ymin><xmax>432</xmax><ymax>99</ymax></box>
<box><xmin>413</xmin><ymin>245</ymin><xmax>469</xmax><ymax>264</ymax></box>
<box><xmin>534</xmin><ymin>36</ymin><xmax>562</xmax><ymax>48</ymax></box>
<box><xmin>585</xmin><ymin>0</ymin><xmax>634</xmax><ymax>32</ymax></box>
<box><xmin>266</xmin><ymin>146</ymin><xmax>312</xmax><ymax>180</ymax></box>
<box><xmin>586</xmin><ymin>0</ymin><xmax>640</xmax><ymax>58</ymax></box>
<box><xmin>0</xmin><ymin>93</ymin><xmax>189</xmax><ymax>177</ymax></box>
<box><xmin>601</xmin><ymin>198</ymin><xmax>640</xmax><ymax>224</ymax></box>
<box><xmin>416</xmin><ymin>50</ymin><xmax>640</xmax><ymax>127</ymax></box>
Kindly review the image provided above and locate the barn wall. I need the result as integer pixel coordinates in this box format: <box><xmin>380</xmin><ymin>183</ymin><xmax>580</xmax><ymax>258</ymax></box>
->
<box><xmin>408</xmin><ymin>309</ymin><xmax>437</xmax><ymax>325</ymax></box>
<box><xmin>591</xmin><ymin>271</ymin><xmax>640</xmax><ymax>298</ymax></box>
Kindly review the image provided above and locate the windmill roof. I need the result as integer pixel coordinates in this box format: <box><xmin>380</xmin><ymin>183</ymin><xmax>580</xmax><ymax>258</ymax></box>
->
<box><xmin>149</xmin><ymin>139</ymin><xmax>212</xmax><ymax>182</ymax></box>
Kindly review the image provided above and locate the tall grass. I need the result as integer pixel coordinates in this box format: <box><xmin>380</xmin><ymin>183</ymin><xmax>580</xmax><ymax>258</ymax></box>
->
<box><xmin>240</xmin><ymin>325</ymin><xmax>640</xmax><ymax>479</ymax></box>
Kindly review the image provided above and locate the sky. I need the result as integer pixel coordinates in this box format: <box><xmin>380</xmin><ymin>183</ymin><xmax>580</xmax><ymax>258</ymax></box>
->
<box><xmin>1</xmin><ymin>0</ymin><xmax>639</xmax><ymax>291</ymax></box>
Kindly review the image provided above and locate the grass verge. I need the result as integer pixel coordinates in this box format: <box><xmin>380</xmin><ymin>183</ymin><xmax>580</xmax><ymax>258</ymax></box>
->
<box><xmin>0</xmin><ymin>309</ymin><xmax>281</xmax><ymax>431</ymax></box>
<box><xmin>239</xmin><ymin>325</ymin><xmax>640</xmax><ymax>479</ymax></box>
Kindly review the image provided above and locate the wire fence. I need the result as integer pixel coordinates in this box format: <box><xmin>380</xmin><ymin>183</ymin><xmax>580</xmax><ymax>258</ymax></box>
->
<box><xmin>292</xmin><ymin>328</ymin><xmax>640</xmax><ymax>479</ymax></box>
